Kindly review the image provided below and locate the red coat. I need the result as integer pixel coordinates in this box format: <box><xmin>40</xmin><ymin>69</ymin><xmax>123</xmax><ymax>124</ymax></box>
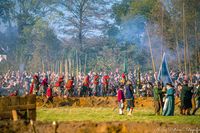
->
<box><xmin>55</xmin><ymin>81</ymin><xmax>60</xmax><ymax>87</ymax></box>
<box><xmin>46</xmin><ymin>87</ymin><xmax>52</xmax><ymax>97</ymax></box>
<box><xmin>41</xmin><ymin>78</ymin><xmax>48</xmax><ymax>86</ymax></box>
<box><xmin>66</xmin><ymin>79</ymin><xmax>73</xmax><ymax>90</ymax></box>
<box><xmin>33</xmin><ymin>75</ymin><xmax>38</xmax><ymax>80</ymax></box>
<box><xmin>117</xmin><ymin>89</ymin><xmax>124</xmax><ymax>102</ymax></box>
<box><xmin>122</xmin><ymin>73</ymin><xmax>126</xmax><ymax>79</ymax></box>
<box><xmin>103</xmin><ymin>75</ymin><xmax>109</xmax><ymax>85</ymax></box>
<box><xmin>83</xmin><ymin>75</ymin><xmax>90</xmax><ymax>87</ymax></box>
<box><xmin>55</xmin><ymin>77</ymin><xmax>64</xmax><ymax>87</ymax></box>
<box><xmin>29</xmin><ymin>82</ymin><xmax>34</xmax><ymax>94</ymax></box>
<box><xmin>93</xmin><ymin>75</ymin><xmax>99</xmax><ymax>85</ymax></box>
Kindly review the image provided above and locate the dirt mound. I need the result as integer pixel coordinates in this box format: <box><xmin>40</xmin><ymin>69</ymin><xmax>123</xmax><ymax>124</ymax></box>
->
<box><xmin>36</xmin><ymin>96</ymin><xmax>154</xmax><ymax>108</ymax></box>
<box><xmin>1</xmin><ymin>120</ymin><xmax>199</xmax><ymax>133</ymax></box>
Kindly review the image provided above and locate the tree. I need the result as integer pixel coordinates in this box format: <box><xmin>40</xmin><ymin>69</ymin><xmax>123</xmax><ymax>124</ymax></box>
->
<box><xmin>111</xmin><ymin>0</ymin><xmax>200</xmax><ymax>72</ymax></box>
<box><xmin>0</xmin><ymin>0</ymin><xmax>14</xmax><ymax>26</ymax></box>
<box><xmin>55</xmin><ymin>0</ymin><xmax>113</xmax><ymax>49</ymax></box>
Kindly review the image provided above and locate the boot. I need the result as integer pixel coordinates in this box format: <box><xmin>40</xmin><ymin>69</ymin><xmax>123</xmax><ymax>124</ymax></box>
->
<box><xmin>186</xmin><ymin>109</ymin><xmax>191</xmax><ymax>115</ymax></box>
<box><xmin>128</xmin><ymin>108</ymin><xmax>133</xmax><ymax>116</ymax></box>
<box><xmin>192</xmin><ymin>108</ymin><xmax>198</xmax><ymax>115</ymax></box>
<box><xmin>119</xmin><ymin>109</ymin><xmax>123</xmax><ymax>115</ymax></box>
<box><xmin>182</xmin><ymin>109</ymin><xmax>186</xmax><ymax>115</ymax></box>
<box><xmin>119</xmin><ymin>109</ymin><xmax>121</xmax><ymax>115</ymax></box>
<box><xmin>180</xmin><ymin>109</ymin><xmax>183</xmax><ymax>115</ymax></box>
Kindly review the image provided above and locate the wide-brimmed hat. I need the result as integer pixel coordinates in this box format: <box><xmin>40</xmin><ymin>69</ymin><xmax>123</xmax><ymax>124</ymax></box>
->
<box><xmin>166</xmin><ymin>82</ymin><xmax>174</xmax><ymax>87</ymax></box>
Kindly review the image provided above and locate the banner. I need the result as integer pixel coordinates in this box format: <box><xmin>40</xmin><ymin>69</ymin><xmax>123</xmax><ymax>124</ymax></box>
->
<box><xmin>158</xmin><ymin>53</ymin><xmax>173</xmax><ymax>85</ymax></box>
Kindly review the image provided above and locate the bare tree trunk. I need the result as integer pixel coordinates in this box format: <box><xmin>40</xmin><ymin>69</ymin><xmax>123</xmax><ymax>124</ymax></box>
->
<box><xmin>72</xmin><ymin>56</ymin><xmax>75</xmax><ymax>77</ymax></box>
<box><xmin>146</xmin><ymin>26</ymin><xmax>156</xmax><ymax>73</ymax></box>
<box><xmin>76</xmin><ymin>50</ymin><xmax>79</xmax><ymax>83</ymax></box>
<box><xmin>79</xmin><ymin>57</ymin><xmax>82</xmax><ymax>74</ymax></box>
<box><xmin>79</xmin><ymin>1</ymin><xmax>84</xmax><ymax>49</ymax></box>
<box><xmin>52</xmin><ymin>62</ymin><xmax>54</xmax><ymax>73</ymax></box>
<box><xmin>84</xmin><ymin>54</ymin><xmax>87</xmax><ymax>75</ymax></box>
<box><xmin>175</xmin><ymin>33</ymin><xmax>181</xmax><ymax>71</ymax></box>
<box><xmin>161</xmin><ymin>3</ymin><xmax>164</xmax><ymax>63</ymax></box>
<box><xmin>172</xmin><ymin>18</ymin><xmax>181</xmax><ymax>71</ymax></box>
<box><xmin>51</xmin><ymin>63</ymin><xmax>53</xmax><ymax>72</ymax></box>
<box><xmin>65</xmin><ymin>59</ymin><xmax>68</xmax><ymax>81</ymax></box>
<box><xmin>55</xmin><ymin>61</ymin><xmax>57</xmax><ymax>73</ymax></box>
<box><xmin>194</xmin><ymin>10</ymin><xmax>199</xmax><ymax>72</ymax></box>
<box><xmin>69</xmin><ymin>58</ymin><xmax>72</xmax><ymax>77</ymax></box>
<box><xmin>60</xmin><ymin>60</ymin><xmax>63</xmax><ymax>75</ymax></box>
<box><xmin>186</xmin><ymin>34</ymin><xmax>191</xmax><ymax>75</ymax></box>
<box><xmin>137</xmin><ymin>65</ymin><xmax>141</xmax><ymax>95</ymax></box>
<box><xmin>198</xmin><ymin>51</ymin><xmax>200</xmax><ymax>72</ymax></box>
<box><xmin>183</xmin><ymin>2</ymin><xmax>187</xmax><ymax>74</ymax></box>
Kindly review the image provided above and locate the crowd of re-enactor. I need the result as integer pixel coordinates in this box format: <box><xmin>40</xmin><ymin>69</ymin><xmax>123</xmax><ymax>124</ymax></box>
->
<box><xmin>0</xmin><ymin>70</ymin><xmax>199</xmax><ymax>116</ymax></box>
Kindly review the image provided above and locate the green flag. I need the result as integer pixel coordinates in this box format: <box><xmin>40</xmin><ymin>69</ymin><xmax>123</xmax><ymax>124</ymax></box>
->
<box><xmin>123</xmin><ymin>55</ymin><xmax>128</xmax><ymax>74</ymax></box>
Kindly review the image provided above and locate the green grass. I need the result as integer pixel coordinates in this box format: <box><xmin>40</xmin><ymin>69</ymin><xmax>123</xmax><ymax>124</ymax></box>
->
<box><xmin>37</xmin><ymin>107</ymin><xmax>200</xmax><ymax>124</ymax></box>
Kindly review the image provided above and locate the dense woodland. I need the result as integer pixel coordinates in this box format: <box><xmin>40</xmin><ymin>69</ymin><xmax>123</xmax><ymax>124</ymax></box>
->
<box><xmin>0</xmin><ymin>0</ymin><xmax>199</xmax><ymax>74</ymax></box>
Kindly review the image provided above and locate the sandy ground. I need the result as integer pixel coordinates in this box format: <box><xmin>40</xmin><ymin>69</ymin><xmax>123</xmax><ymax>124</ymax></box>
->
<box><xmin>36</xmin><ymin>96</ymin><xmax>155</xmax><ymax>109</ymax></box>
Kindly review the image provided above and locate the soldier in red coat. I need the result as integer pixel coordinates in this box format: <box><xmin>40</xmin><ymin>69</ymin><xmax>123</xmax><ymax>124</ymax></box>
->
<box><xmin>42</xmin><ymin>84</ymin><xmax>53</xmax><ymax>107</ymax></box>
<box><xmin>55</xmin><ymin>75</ymin><xmax>64</xmax><ymax>96</ymax></box>
<box><xmin>81</xmin><ymin>75</ymin><xmax>90</xmax><ymax>96</ymax></box>
<box><xmin>65</xmin><ymin>77</ymin><xmax>74</xmax><ymax>97</ymax></box>
<box><xmin>102</xmin><ymin>74</ymin><xmax>109</xmax><ymax>96</ymax></box>
<box><xmin>92</xmin><ymin>72</ymin><xmax>99</xmax><ymax>96</ymax></box>
<box><xmin>40</xmin><ymin>76</ymin><xmax>48</xmax><ymax>96</ymax></box>
<box><xmin>30</xmin><ymin>74</ymin><xmax>40</xmax><ymax>95</ymax></box>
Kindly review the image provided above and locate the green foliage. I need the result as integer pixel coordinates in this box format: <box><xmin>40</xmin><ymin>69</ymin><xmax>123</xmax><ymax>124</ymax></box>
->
<box><xmin>129</xmin><ymin>0</ymin><xmax>158</xmax><ymax>19</ymax></box>
<box><xmin>113</xmin><ymin>0</ymin><xmax>158</xmax><ymax>22</ymax></box>
<box><xmin>112</xmin><ymin>0</ymin><xmax>131</xmax><ymax>23</ymax></box>
<box><xmin>0</xmin><ymin>0</ymin><xmax>15</xmax><ymax>24</ymax></box>
<box><xmin>112</xmin><ymin>0</ymin><xmax>200</xmax><ymax>72</ymax></box>
<box><xmin>0</xmin><ymin>0</ymin><xmax>200</xmax><ymax>72</ymax></box>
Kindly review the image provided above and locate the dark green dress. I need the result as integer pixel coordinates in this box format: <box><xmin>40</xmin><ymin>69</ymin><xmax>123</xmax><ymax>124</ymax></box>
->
<box><xmin>153</xmin><ymin>87</ymin><xmax>163</xmax><ymax>114</ymax></box>
<box><xmin>180</xmin><ymin>85</ymin><xmax>193</xmax><ymax>109</ymax></box>
<box><xmin>162</xmin><ymin>88</ymin><xmax>175</xmax><ymax>116</ymax></box>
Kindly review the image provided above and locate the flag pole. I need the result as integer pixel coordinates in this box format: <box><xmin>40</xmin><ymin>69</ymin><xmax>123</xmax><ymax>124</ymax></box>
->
<box><xmin>146</xmin><ymin>25</ymin><xmax>156</xmax><ymax>73</ymax></box>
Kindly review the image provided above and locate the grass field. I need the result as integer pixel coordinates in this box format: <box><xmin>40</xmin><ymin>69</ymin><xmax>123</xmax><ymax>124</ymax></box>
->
<box><xmin>37</xmin><ymin>107</ymin><xmax>200</xmax><ymax>124</ymax></box>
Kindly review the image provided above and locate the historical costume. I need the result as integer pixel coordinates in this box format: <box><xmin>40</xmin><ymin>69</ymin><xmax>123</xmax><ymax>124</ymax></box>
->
<box><xmin>162</xmin><ymin>83</ymin><xmax>175</xmax><ymax>116</ymax></box>
<box><xmin>180</xmin><ymin>80</ymin><xmax>193</xmax><ymax>115</ymax></box>
<box><xmin>81</xmin><ymin>75</ymin><xmax>90</xmax><ymax>96</ymax></box>
<box><xmin>192</xmin><ymin>81</ymin><xmax>200</xmax><ymax>115</ymax></box>
<box><xmin>92</xmin><ymin>73</ymin><xmax>99</xmax><ymax>96</ymax></box>
<box><xmin>55</xmin><ymin>76</ymin><xmax>64</xmax><ymax>96</ymax></box>
<box><xmin>153</xmin><ymin>81</ymin><xmax>163</xmax><ymax>115</ymax></box>
<box><xmin>40</xmin><ymin>76</ymin><xmax>48</xmax><ymax>96</ymax></box>
<box><xmin>42</xmin><ymin>84</ymin><xmax>53</xmax><ymax>107</ymax></box>
<box><xmin>65</xmin><ymin>77</ymin><xmax>74</xmax><ymax>97</ymax></box>
<box><xmin>120</xmin><ymin>73</ymin><xmax>126</xmax><ymax>85</ymax></box>
<box><xmin>102</xmin><ymin>75</ymin><xmax>109</xmax><ymax>96</ymax></box>
<box><xmin>117</xmin><ymin>85</ymin><xmax>125</xmax><ymax>115</ymax></box>
<box><xmin>125</xmin><ymin>80</ymin><xmax>134</xmax><ymax>115</ymax></box>
<box><xmin>30</xmin><ymin>75</ymin><xmax>40</xmax><ymax>95</ymax></box>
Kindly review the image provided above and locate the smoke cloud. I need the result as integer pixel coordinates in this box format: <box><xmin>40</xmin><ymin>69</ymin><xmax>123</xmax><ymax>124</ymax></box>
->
<box><xmin>115</xmin><ymin>14</ymin><xmax>178</xmax><ymax>72</ymax></box>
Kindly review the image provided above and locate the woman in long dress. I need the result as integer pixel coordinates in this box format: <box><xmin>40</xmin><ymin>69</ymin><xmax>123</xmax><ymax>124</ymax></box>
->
<box><xmin>162</xmin><ymin>83</ymin><xmax>175</xmax><ymax>116</ymax></box>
